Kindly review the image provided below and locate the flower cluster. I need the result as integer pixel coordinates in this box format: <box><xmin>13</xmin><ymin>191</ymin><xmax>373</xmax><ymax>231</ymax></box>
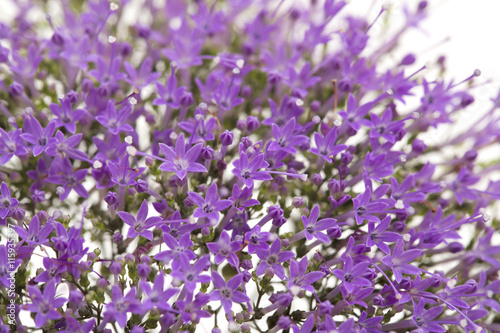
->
<box><xmin>0</xmin><ymin>0</ymin><xmax>499</xmax><ymax>332</ymax></box>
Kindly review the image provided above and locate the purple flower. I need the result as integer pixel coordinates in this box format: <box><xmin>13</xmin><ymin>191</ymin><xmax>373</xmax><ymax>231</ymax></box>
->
<box><xmin>176</xmin><ymin>292</ymin><xmax>211</xmax><ymax>324</ymax></box>
<box><xmin>333</xmin><ymin>255</ymin><xmax>372</xmax><ymax>293</ymax></box>
<box><xmin>256</xmin><ymin>237</ymin><xmax>295</xmax><ymax>279</ymax></box>
<box><xmin>49</xmin><ymin>97</ymin><xmax>85</xmax><ymax>134</ymax></box>
<box><xmin>188</xmin><ymin>183</ymin><xmax>232</xmax><ymax>223</ymax></box>
<box><xmin>171</xmin><ymin>255</ymin><xmax>211</xmax><ymax>293</ymax></box>
<box><xmin>366</xmin><ymin>216</ymin><xmax>401</xmax><ymax>255</ymax></box>
<box><xmin>26</xmin><ymin>280</ymin><xmax>67</xmax><ymax>327</ymax></box>
<box><xmin>154</xmin><ymin>232</ymin><xmax>196</xmax><ymax>269</ymax></box>
<box><xmin>301</xmin><ymin>204</ymin><xmax>336</xmax><ymax>243</ymax></box>
<box><xmin>178</xmin><ymin>115</ymin><xmax>216</xmax><ymax>143</ymax></box>
<box><xmin>287</xmin><ymin>257</ymin><xmax>325</xmax><ymax>294</ymax></box>
<box><xmin>124</xmin><ymin>57</ymin><xmax>160</xmax><ymax>89</ymax></box>
<box><xmin>0</xmin><ymin>128</ymin><xmax>27</xmax><ymax>164</ymax></box>
<box><xmin>232</xmin><ymin>152</ymin><xmax>273</xmax><ymax>187</ymax></box>
<box><xmin>206</xmin><ymin>230</ymin><xmax>241</xmax><ymax>267</ymax></box>
<box><xmin>210</xmin><ymin>271</ymin><xmax>250</xmax><ymax>314</ymax></box>
<box><xmin>95</xmin><ymin>100</ymin><xmax>134</xmax><ymax>135</ymax></box>
<box><xmin>117</xmin><ymin>199</ymin><xmax>162</xmax><ymax>240</ymax></box>
<box><xmin>45</xmin><ymin>131</ymin><xmax>90</xmax><ymax>162</ymax></box>
<box><xmin>229</xmin><ymin>184</ymin><xmax>260</xmax><ymax>212</ymax></box>
<box><xmin>140</xmin><ymin>273</ymin><xmax>178</xmax><ymax>311</ymax></box>
<box><xmin>158</xmin><ymin>133</ymin><xmax>207</xmax><ymax>180</ymax></box>
<box><xmin>108</xmin><ymin>154</ymin><xmax>145</xmax><ymax>187</ymax></box>
<box><xmin>153</xmin><ymin>64</ymin><xmax>186</xmax><ymax>108</ymax></box>
<box><xmin>103</xmin><ymin>286</ymin><xmax>142</xmax><ymax>328</ymax></box>
<box><xmin>353</xmin><ymin>186</ymin><xmax>389</xmax><ymax>225</ymax></box>
<box><xmin>381</xmin><ymin>239</ymin><xmax>423</xmax><ymax>283</ymax></box>
<box><xmin>268</xmin><ymin>117</ymin><xmax>309</xmax><ymax>155</ymax></box>
<box><xmin>0</xmin><ymin>182</ymin><xmax>18</xmax><ymax>219</ymax></box>
<box><xmin>244</xmin><ymin>225</ymin><xmax>271</xmax><ymax>254</ymax></box>
<box><xmin>46</xmin><ymin>156</ymin><xmax>88</xmax><ymax>200</ymax></box>
<box><xmin>13</xmin><ymin>214</ymin><xmax>53</xmax><ymax>247</ymax></box>
<box><xmin>412</xmin><ymin>299</ymin><xmax>446</xmax><ymax>333</ymax></box>
<box><xmin>20</xmin><ymin>115</ymin><xmax>56</xmax><ymax>156</ymax></box>
<box><xmin>310</xmin><ymin>127</ymin><xmax>347</xmax><ymax>162</ymax></box>
<box><xmin>0</xmin><ymin>245</ymin><xmax>20</xmax><ymax>288</ymax></box>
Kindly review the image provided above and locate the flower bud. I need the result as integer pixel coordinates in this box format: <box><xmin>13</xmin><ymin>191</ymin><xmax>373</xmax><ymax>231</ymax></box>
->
<box><xmin>104</xmin><ymin>191</ymin><xmax>119</xmax><ymax>207</ymax></box>
<box><xmin>81</xmin><ymin>78</ymin><xmax>94</xmax><ymax>93</ymax></box>
<box><xmin>112</xmin><ymin>232</ymin><xmax>123</xmax><ymax>244</ymax></box>
<box><xmin>124</xmin><ymin>254</ymin><xmax>135</xmax><ymax>265</ymax></box>
<box><xmin>66</xmin><ymin>90</ymin><xmax>78</xmax><ymax>103</ymax></box>
<box><xmin>219</xmin><ymin>130</ymin><xmax>234</xmax><ymax>146</ymax></box>
<box><xmin>37</xmin><ymin>211</ymin><xmax>49</xmax><ymax>224</ymax></box>
<box><xmin>135</xmin><ymin>179</ymin><xmax>148</xmax><ymax>193</ymax></box>
<box><xmin>400</xmin><ymin>53</ymin><xmax>416</xmax><ymax>66</ymax></box>
<box><xmin>318</xmin><ymin>301</ymin><xmax>334</xmax><ymax>315</ymax></box>
<box><xmin>9</xmin><ymin>82</ymin><xmax>24</xmax><ymax>96</ymax></box>
<box><xmin>464</xmin><ymin>149</ymin><xmax>478</xmax><ymax>162</ymax></box>
<box><xmin>246</xmin><ymin>116</ymin><xmax>260</xmax><ymax>132</ymax></box>
<box><xmin>109</xmin><ymin>261</ymin><xmax>122</xmax><ymax>275</ymax></box>
<box><xmin>236</xmin><ymin>119</ymin><xmax>246</xmax><ymax>131</ymax></box>
<box><xmin>448</xmin><ymin>242</ymin><xmax>463</xmax><ymax>253</ymax></box>
<box><xmin>292</xmin><ymin>196</ymin><xmax>304</xmax><ymax>208</ymax></box>
<box><xmin>327</xmin><ymin>225</ymin><xmax>342</xmax><ymax>239</ymax></box>
<box><xmin>201</xmin><ymin>146</ymin><xmax>215</xmax><ymax>160</ymax></box>
<box><xmin>310</xmin><ymin>100</ymin><xmax>321</xmax><ymax>113</ymax></box>
<box><xmin>180</xmin><ymin>92</ymin><xmax>194</xmax><ymax>106</ymax></box>
<box><xmin>11</xmin><ymin>207</ymin><xmax>25</xmax><ymax>221</ymax></box>
<box><xmin>312</xmin><ymin>173</ymin><xmax>322</xmax><ymax>185</ymax></box>
<box><xmin>137</xmin><ymin>263</ymin><xmax>151</xmax><ymax>279</ymax></box>
<box><xmin>216</xmin><ymin>159</ymin><xmax>227</xmax><ymax>171</ymax></box>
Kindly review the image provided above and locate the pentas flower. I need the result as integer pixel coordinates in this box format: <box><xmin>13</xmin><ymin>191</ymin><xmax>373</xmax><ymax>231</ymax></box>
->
<box><xmin>210</xmin><ymin>271</ymin><xmax>250</xmax><ymax>315</ymax></box>
<box><xmin>108</xmin><ymin>154</ymin><xmax>145</xmax><ymax>187</ymax></box>
<box><xmin>117</xmin><ymin>199</ymin><xmax>162</xmax><ymax>240</ymax></box>
<box><xmin>154</xmin><ymin>232</ymin><xmax>196</xmax><ymax>269</ymax></box>
<box><xmin>20</xmin><ymin>115</ymin><xmax>57</xmax><ymax>156</ymax></box>
<box><xmin>46</xmin><ymin>157</ymin><xmax>88</xmax><ymax>200</ymax></box>
<box><xmin>206</xmin><ymin>230</ymin><xmax>241</xmax><ymax>267</ymax></box>
<box><xmin>310</xmin><ymin>126</ymin><xmax>347</xmax><ymax>162</ymax></box>
<box><xmin>25</xmin><ymin>280</ymin><xmax>67</xmax><ymax>327</ymax></box>
<box><xmin>333</xmin><ymin>256</ymin><xmax>372</xmax><ymax>293</ymax></box>
<box><xmin>232</xmin><ymin>151</ymin><xmax>273</xmax><ymax>187</ymax></box>
<box><xmin>171</xmin><ymin>255</ymin><xmax>211</xmax><ymax>293</ymax></box>
<box><xmin>381</xmin><ymin>239</ymin><xmax>423</xmax><ymax>283</ymax></box>
<box><xmin>158</xmin><ymin>133</ymin><xmax>207</xmax><ymax>180</ymax></box>
<box><xmin>0</xmin><ymin>182</ymin><xmax>18</xmax><ymax>219</ymax></box>
<box><xmin>287</xmin><ymin>257</ymin><xmax>325</xmax><ymax>295</ymax></box>
<box><xmin>153</xmin><ymin>63</ymin><xmax>186</xmax><ymax>108</ymax></box>
<box><xmin>102</xmin><ymin>286</ymin><xmax>142</xmax><ymax>328</ymax></box>
<box><xmin>140</xmin><ymin>273</ymin><xmax>178</xmax><ymax>311</ymax></box>
<box><xmin>301</xmin><ymin>204</ymin><xmax>336</xmax><ymax>243</ymax></box>
<box><xmin>95</xmin><ymin>100</ymin><xmax>134</xmax><ymax>135</ymax></box>
<box><xmin>188</xmin><ymin>183</ymin><xmax>232</xmax><ymax>224</ymax></box>
<box><xmin>366</xmin><ymin>216</ymin><xmax>401</xmax><ymax>254</ymax></box>
<box><xmin>268</xmin><ymin>117</ymin><xmax>309</xmax><ymax>154</ymax></box>
<box><xmin>0</xmin><ymin>128</ymin><xmax>27</xmax><ymax>164</ymax></box>
<box><xmin>256</xmin><ymin>237</ymin><xmax>295</xmax><ymax>279</ymax></box>
<box><xmin>49</xmin><ymin>97</ymin><xmax>85</xmax><ymax>134</ymax></box>
<box><xmin>45</xmin><ymin>131</ymin><xmax>90</xmax><ymax>162</ymax></box>
<box><xmin>13</xmin><ymin>214</ymin><xmax>53</xmax><ymax>247</ymax></box>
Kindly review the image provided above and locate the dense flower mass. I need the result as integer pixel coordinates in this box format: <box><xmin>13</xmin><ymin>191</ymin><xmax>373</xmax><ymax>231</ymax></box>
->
<box><xmin>1</xmin><ymin>0</ymin><xmax>500</xmax><ymax>332</ymax></box>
